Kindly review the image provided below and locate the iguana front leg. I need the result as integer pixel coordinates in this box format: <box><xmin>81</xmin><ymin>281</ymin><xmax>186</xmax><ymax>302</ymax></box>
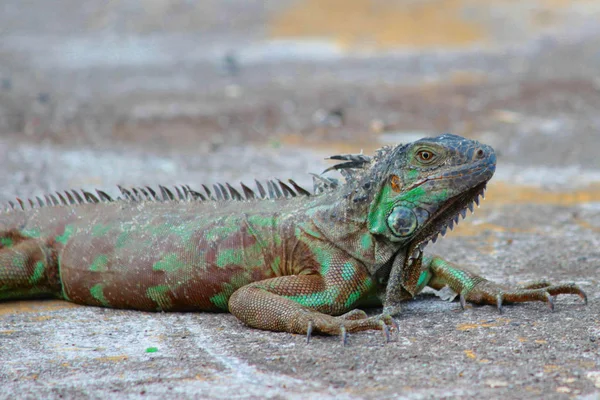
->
<box><xmin>229</xmin><ymin>274</ymin><xmax>396</xmax><ymax>343</ymax></box>
<box><xmin>417</xmin><ymin>255</ymin><xmax>587</xmax><ymax>311</ymax></box>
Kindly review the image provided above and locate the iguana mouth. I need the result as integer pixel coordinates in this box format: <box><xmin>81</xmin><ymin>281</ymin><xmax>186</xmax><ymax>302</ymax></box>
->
<box><xmin>407</xmin><ymin>181</ymin><xmax>487</xmax><ymax>260</ymax></box>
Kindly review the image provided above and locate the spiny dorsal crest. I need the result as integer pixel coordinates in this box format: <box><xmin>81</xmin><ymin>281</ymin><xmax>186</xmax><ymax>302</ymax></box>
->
<box><xmin>3</xmin><ymin>179</ymin><xmax>314</xmax><ymax>212</ymax></box>
<box><xmin>311</xmin><ymin>174</ymin><xmax>340</xmax><ymax>195</ymax></box>
<box><xmin>323</xmin><ymin>145</ymin><xmax>396</xmax><ymax>182</ymax></box>
<box><xmin>320</xmin><ymin>145</ymin><xmax>402</xmax><ymax>204</ymax></box>
<box><xmin>323</xmin><ymin>153</ymin><xmax>372</xmax><ymax>173</ymax></box>
<box><xmin>3</xmin><ymin>146</ymin><xmax>398</xmax><ymax>212</ymax></box>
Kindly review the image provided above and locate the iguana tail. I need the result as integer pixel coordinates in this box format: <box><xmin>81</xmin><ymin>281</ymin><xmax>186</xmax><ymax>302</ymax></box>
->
<box><xmin>0</xmin><ymin>231</ymin><xmax>60</xmax><ymax>300</ymax></box>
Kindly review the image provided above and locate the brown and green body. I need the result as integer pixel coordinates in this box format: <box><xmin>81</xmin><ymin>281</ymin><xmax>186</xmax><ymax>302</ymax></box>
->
<box><xmin>0</xmin><ymin>196</ymin><xmax>374</xmax><ymax>306</ymax></box>
<box><xmin>0</xmin><ymin>135</ymin><xmax>587</xmax><ymax>339</ymax></box>
<box><xmin>1</xmin><ymin>191</ymin><xmax>392</xmax><ymax>335</ymax></box>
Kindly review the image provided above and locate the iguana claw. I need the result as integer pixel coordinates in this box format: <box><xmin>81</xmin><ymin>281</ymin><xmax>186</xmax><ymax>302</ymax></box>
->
<box><xmin>379</xmin><ymin>320</ymin><xmax>391</xmax><ymax>343</ymax></box>
<box><xmin>546</xmin><ymin>293</ymin><xmax>555</xmax><ymax>311</ymax></box>
<box><xmin>391</xmin><ymin>318</ymin><xmax>400</xmax><ymax>335</ymax></box>
<box><xmin>340</xmin><ymin>327</ymin><xmax>348</xmax><ymax>346</ymax></box>
<box><xmin>306</xmin><ymin>321</ymin><xmax>314</xmax><ymax>344</ymax></box>
<box><xmin>496</xmin><ymin>294</ymin><xmax>503</xmax><ymax>313</ymax></box>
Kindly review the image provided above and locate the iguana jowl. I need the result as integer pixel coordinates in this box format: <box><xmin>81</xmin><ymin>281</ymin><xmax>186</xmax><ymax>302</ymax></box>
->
<box><xmin>0</xmin><ymin>134</ymin><xmax>586</xmax><ymax>341</ymax></box>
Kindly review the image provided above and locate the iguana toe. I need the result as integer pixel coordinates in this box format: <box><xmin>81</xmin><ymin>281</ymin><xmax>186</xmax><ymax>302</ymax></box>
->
<box><xmin>303</xmin><ymin>312</ymin><xmax>398</xmax><ymax>345</ymax></box>
<box><xmin>463</xmin><ymin>280</ymin><xmax>587</xmax><ymax>311</ymax></box>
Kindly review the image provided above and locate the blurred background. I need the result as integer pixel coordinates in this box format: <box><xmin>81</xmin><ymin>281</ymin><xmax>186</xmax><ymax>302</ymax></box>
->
<box><xmin>2</xmin><ymin>1</ymin><xmax>600</xmax><ymax>173</ymax></box>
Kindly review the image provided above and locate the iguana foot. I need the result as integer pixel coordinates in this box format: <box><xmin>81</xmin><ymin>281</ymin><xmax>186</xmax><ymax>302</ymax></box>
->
<box><xmin>228</xmin><ymin>281</ymin><xmax>399</xmax><ymax>344</ymax></box>
<box><xmin>305</xmin><ymin>311</ymin><xmax>398</xmax><ymax>345</ymax></box>
<box><xmin>460</xmin><ymin>280</ymin><xmax>587</xmax><ymax>313</ymax></box>
<box><xmin>422</xmin><ymin>256</ymin><xmax>587</xmax><ymax>313</ymax></box>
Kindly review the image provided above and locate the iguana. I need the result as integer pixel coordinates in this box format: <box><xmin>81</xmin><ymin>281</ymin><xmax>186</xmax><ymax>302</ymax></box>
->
<box><xmin>0</xmin><ymin>134</ymin><xmax>586</xmax><ymax>343</ymax></box>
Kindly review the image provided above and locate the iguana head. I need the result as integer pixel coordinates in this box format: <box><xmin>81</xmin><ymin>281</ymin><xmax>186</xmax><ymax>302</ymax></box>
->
<box><xmin>366</xmin><ymin>134</ymin><xmax>496</xmax><ymax>250</ymax></box>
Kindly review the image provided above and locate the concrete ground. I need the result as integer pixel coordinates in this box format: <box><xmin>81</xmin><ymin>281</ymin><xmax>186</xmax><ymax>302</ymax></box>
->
<box><xmin>0</xmin><ymin>1</ymin><xmax>599</xmax><ymax>399</ymax></box>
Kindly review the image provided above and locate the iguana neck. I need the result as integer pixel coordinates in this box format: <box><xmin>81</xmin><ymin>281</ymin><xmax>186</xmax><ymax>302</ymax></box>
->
<box><xmin>307</xmin><ymin>188</ymin><xmax>400</xmax><ymax>278</ymax></box>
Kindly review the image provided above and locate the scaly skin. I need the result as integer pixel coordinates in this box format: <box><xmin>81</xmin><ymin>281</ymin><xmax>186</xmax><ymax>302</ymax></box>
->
<box><xmin>0</xmin><ymin>134</ymin><xmax>587</xmax><ymax>341</ymax></box>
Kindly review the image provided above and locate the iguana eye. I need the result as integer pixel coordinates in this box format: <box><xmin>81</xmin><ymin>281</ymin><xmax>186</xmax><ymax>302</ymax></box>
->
<box><xmin>416</xmin><ymin>150</ymin><xmax>436</xmax><ymax>164</ymax></box>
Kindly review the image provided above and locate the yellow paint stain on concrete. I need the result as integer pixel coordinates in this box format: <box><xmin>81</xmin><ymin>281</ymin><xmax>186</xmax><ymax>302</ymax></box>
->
<box><xmin>518</xmin><ymin>337</ymin><xmax>528</xmax><ymax>343</ymax></box>
<box><xmin>270</xmin><ymin>0</ymin><xmax>596</xmax><ymax>50</ymax></box>
<box><xmin>457</xmin><ymin>318</ymin><xmax>510</xmax><ymax>331</ymax></box>
<box><xmin>457</xmin><ymin>322</ymin><xmax>495</xmax><ymax>331</ymax></box>
<box><xmin>270</xmin><ymin>0</ymin><xmax>487</xmax><ymax>49</ymax></box>
<box><xmin>0</xmin><ymin>300</ymin><xmax>80</xmax><ymax>316</ymax></box>
<box><xmin>448</xmin><ymin>221</ymin><xmax>535</xmax><ymax>238</ymax></box>
<box><xmin>540</xmin><ymin>0</ymin><xmax>572</xmax><ymax>5</ymax></box>
<box><xmin>279</xmin><ymin>134</ymin><xmax>364</xmax><ymax>154</ymax></box>
<box><xmin>534</xmin><ymin>339</ymin><xmax>548</xmax><ymax>344</ymax></box>
<box><xmin>574</xmin><ymin>219</ymin><xmax>600</xmax><ymax>233</ymax></box>
<box><xmin>525</xmin><ymin>385</ymin><xmax>543</xmax><ymax>394</ymax></box>
<box><xmin>485</xmin><ymin>182</ymin><xmax>600</xmax><ymax>206</ymax></box>
<box><xmin>447</xmin><ymin>70</ymin><xmax>489</xmax><ymax>86</ymax></box>
<box><xmin>56</xmin><ymin>347</ymin><xmax>98</xmax><ymax>352</ymax></box>
<box><xmin>464</xmin><ymin>349</ymin><xmax>476</xmax><ymax>359</ymax></box>
<box><xmin>95</xmin><ymin>355</ymin><xmax>129</xmax><ymax>363</ymax></box>
<box><xmin>579</xmin><ymin>361</ymin><xmax>597</xmax><ymax>368</ymax></box>
<box><xmin>544</xmin><ymin>364</ymin><xmax>561</xmax><ymax>373</ymax></box>
<box><xmin>0</xmin><ymin>330</ymin><xmax>15</xmax><ymax>335</ymax></box>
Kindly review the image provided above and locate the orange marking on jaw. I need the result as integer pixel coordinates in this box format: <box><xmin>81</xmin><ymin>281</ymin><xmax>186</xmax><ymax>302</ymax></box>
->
<box><xmin>390</xmin><ymin>175</ymin><xmax>402</xmax><ymax>192</ymax></box>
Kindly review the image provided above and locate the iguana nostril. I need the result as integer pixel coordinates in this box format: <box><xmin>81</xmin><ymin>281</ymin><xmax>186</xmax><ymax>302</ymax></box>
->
<box><xmin>476</xmin><ymin>149</ymin><xmax>485</xmax><ymax>159</ymax></box>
